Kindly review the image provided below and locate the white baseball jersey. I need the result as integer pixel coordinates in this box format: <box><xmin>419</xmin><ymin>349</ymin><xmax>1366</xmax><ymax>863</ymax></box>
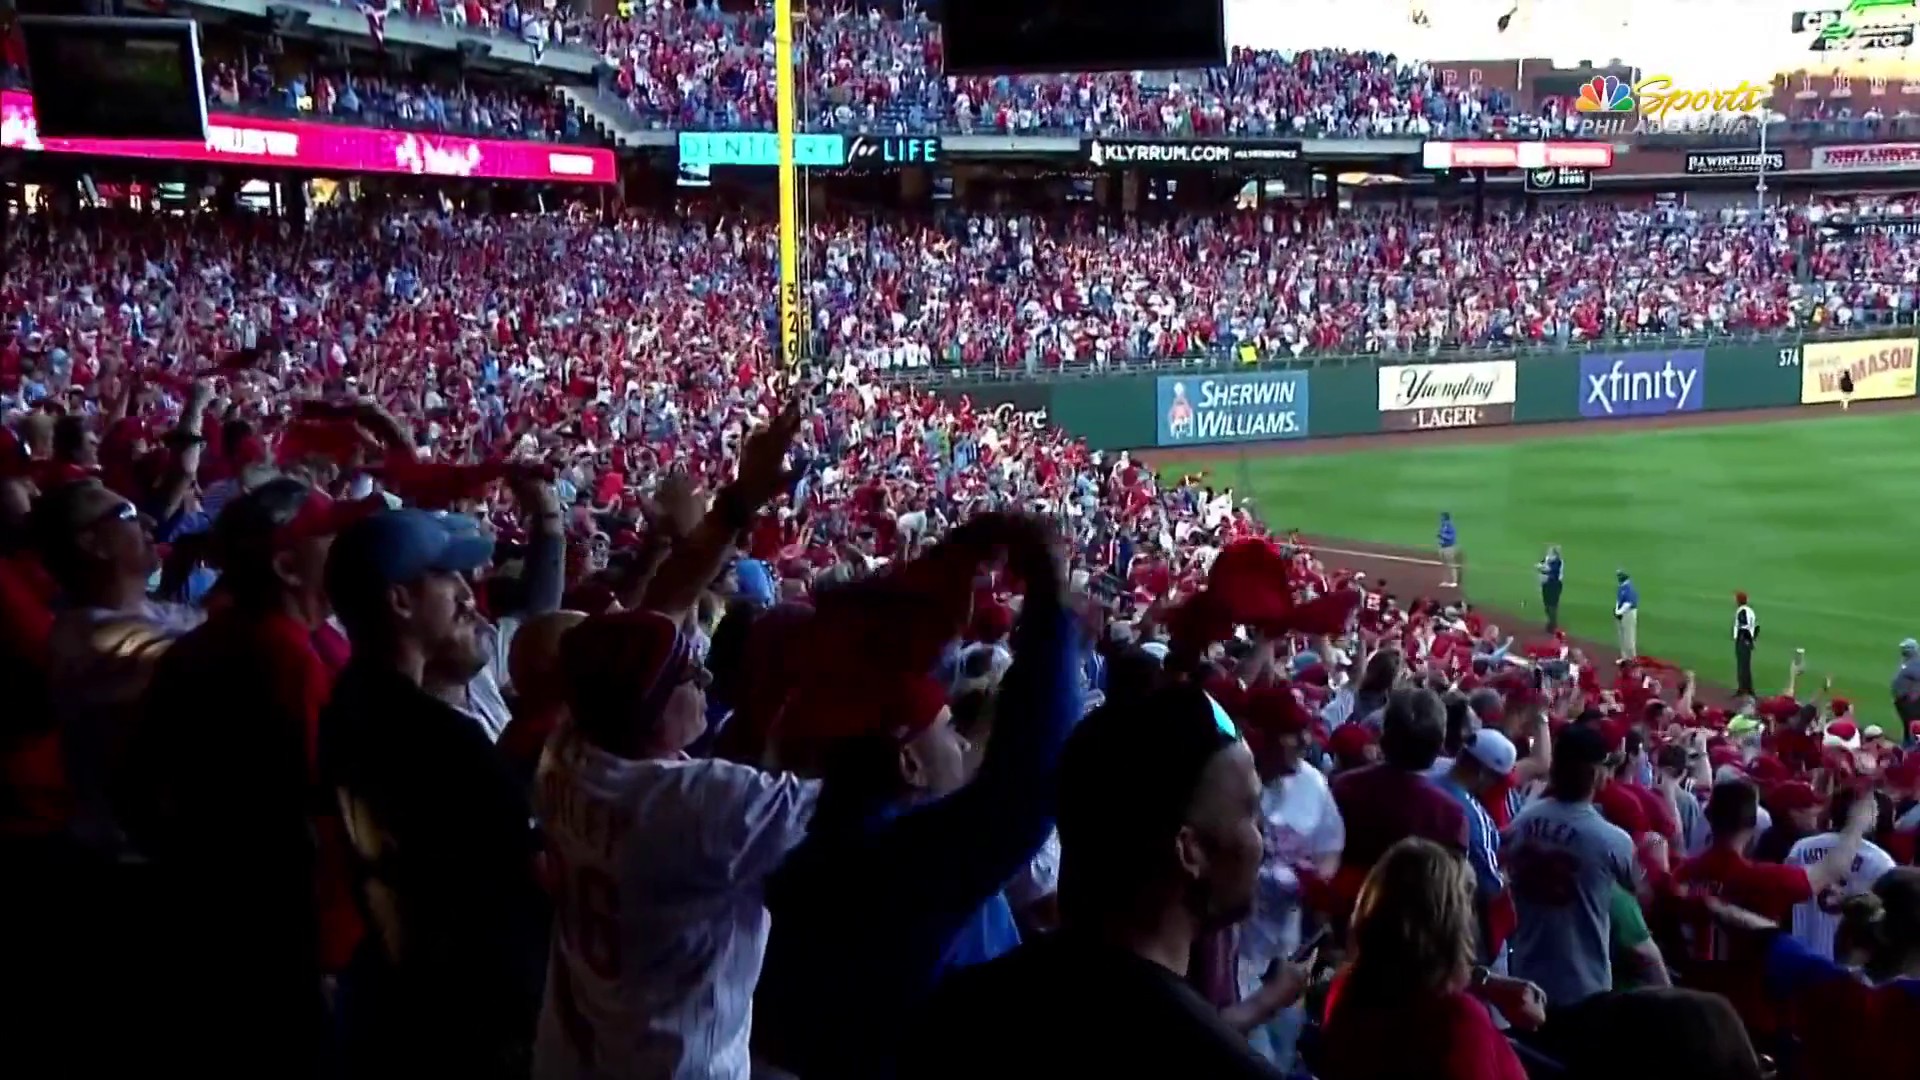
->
<box><xmin>1783</xmin><ymin>832</ymin><xmax>1896</xmax><ymax>961</ymax></box>
<box><xmin>532</xmin><ymin>726</ymin><xmax>819</xmax><ymax>1080</ymax></box>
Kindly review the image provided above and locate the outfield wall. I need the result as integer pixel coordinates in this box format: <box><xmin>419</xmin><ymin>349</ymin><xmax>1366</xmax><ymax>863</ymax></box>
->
<box><xmin>932</xmin><ymin>333</ymin><xmax>1920</xmax><ymax>451</ymax></box>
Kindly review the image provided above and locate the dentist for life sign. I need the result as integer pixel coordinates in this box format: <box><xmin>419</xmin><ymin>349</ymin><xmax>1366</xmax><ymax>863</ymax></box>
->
<box><xmin>0</xmin><ymin>90</ymin><xmax>616</xmax><ymax>185</ymax></box>
<box><xmin>1578</xmin><ymin>350</ymin><xmax>1706</xmax><ymax>418</ymax></box>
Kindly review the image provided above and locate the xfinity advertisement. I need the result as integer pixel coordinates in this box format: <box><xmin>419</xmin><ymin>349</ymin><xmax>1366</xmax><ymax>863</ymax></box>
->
<box><xmin>1579</xmin><ymin>350</ymin><xmax>1706</xmax><ymax>417</ymax></box>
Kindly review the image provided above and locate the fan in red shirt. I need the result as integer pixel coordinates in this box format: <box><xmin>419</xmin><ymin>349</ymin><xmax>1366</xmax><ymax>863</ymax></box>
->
<box><xmin>1673</xmin><ymin>778</ymin><xmax>1875</xmax><ymax>1042</ymax></box>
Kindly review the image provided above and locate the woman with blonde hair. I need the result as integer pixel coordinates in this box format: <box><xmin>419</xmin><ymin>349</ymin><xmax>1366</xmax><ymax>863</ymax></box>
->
<box><xmin>1318</xmin><ymin>838</ymin><xmax>1533</xmax><ymax>1080</ymax></box>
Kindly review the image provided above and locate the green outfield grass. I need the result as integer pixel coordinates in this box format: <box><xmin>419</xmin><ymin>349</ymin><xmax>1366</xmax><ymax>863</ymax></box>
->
<box><xmin>1176</xmin><ymin>411</ymin><xmax>1920</xmax><ymax>704</ymax></box>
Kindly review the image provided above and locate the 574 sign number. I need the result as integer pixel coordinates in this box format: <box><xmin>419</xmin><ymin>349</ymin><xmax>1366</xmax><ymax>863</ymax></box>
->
<box><xmin>1778</xmin><ymin>346</ymin><xmax>1802</xmax><ymax>368</ymax></box>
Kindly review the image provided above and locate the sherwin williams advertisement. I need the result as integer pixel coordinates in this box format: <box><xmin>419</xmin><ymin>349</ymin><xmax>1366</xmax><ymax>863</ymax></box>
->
<box><xmin>1156</xmin><ymin>372</ymin><xmax>1310</xmax><ymax>447</ymax></box>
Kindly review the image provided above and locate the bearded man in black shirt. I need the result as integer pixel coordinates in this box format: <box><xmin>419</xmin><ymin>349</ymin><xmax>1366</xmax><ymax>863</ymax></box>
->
<box><xmin>904</xmin><ymin>683</ymin><xmax>1302</xmax><ymax>1079</ymax></box>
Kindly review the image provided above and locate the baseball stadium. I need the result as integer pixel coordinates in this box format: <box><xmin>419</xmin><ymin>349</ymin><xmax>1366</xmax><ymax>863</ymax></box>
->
<box><xmin>14</xmin><ymin>0</ymin><xmax>1920</xmax><ymax>1077</ymax></box>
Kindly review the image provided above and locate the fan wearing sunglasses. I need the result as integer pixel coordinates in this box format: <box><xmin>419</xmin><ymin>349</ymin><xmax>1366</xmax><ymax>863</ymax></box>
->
<box><xmin>31</xmin><ymin>478</ymin><xmax>206</xmax><ymax>857</ymax></box>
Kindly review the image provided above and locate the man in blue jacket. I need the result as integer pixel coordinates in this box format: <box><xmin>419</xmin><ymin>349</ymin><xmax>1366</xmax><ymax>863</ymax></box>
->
<box><xmin>754</xmin><ymin>517</ymin><xmax>1082</xmax><ymax>1080</ymax></box>
<box><xmin>1615</xmin><ymin>570</ymin><xmax>1640</xmax><ymax>659</ymax></box>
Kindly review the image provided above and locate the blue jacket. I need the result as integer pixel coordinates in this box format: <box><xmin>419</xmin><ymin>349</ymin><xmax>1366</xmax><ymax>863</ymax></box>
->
<box><xmin>1617</xmin><ymin>581</ymin><xmax>1640</xmax><ymax>613</ymax></box>
<box><xmin>754</xmin><ymin>601</ymin><xmax>1082</xmax><ymax>1079</ymax></box>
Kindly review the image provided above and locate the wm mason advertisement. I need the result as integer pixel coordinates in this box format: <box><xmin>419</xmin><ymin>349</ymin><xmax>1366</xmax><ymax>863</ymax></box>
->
<box><xmin>1377</xmin><ymin>361</ymin><xmax>1517</xmax><ymax>431</ymax></box>
<box><xmin>1156</xmin><ymin>372</ymin><xmax>1310</xmax><ymax>447</ymax></box>
<box><xmin>1793</xmin><ymin>337</ymin><xmax>1919</xmax><ymax>404</ymax></box>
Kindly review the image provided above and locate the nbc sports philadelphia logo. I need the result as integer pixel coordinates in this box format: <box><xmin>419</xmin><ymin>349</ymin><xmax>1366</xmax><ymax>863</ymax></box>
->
<box><xmin>1568</xmin><ymin>74</ymin><xmax>1766</xmax><ymax>136</ymax></box>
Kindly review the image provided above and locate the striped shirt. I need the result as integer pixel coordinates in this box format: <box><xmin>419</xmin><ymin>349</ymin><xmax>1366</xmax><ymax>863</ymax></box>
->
<box><xmin>1319</xmin><ymin>686</ymin><xmax>1357</xmax><ymax>730</ymax></box>
<box><xmin>199</xmin><ymin>476</ymin><xmax>243</xmax><ymax>524</ymax></box>
<box><xmin>1784</xmin><ymin>833</ymin><xmax>1896</xmax><ymax>961</ymax></box>
<box><xmin>1435</xmin><ymin>773</ymin><xmax>1504</xmax><ymax>903</ymax></box>
<box><xmin>533</xmin><ymin>729</ymin><xmax>820</xmax><ymax>1080</ymax></box>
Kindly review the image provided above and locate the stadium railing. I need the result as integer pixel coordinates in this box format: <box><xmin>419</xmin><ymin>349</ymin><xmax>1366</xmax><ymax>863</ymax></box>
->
<box><xmin>888</xmin><ymin>315</ymin><xmax>1920</xmax><ymax>387</ymax></box>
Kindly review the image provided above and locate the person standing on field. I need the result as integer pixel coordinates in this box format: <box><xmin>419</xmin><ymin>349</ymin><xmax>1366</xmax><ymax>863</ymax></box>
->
<box><xmin>1437</xmin><ymin>512</ymin><xmax>1460</xmax><ymax>589</ymax></box>
<box><xmin>1732</xmin><ymin>592</ymin><xmax>1758</xmax><ymax>697</ymax></box>
<box><xmin>1537</xmin><ymin>545</ymin><xmax>1564</xmax><ymax>633</ymax></box>
<box><xmin>1614</xmin><ymin>570</ymin><xmax>1639</xmax><ymax>660</ymax></box>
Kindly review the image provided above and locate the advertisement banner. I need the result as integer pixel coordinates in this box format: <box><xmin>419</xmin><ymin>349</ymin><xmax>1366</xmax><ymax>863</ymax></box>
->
<box><xmin>1421</xmin><ymin>141</ymin><xmax>1614</xmax><ymax>170</ymax></box>
<box><xmin>929</xmin><ymin>380</ymin><xmax>1054</xmax><ymax>425</ymax></box>
<box><xmin>846</xmin><ymin>135</ymin><xmax>942</xmax><ymax>167</ymax></box>
<box><xmin>1156</xmin><ymin>372</ymin><xmax>1310</xmax><ymax>447</ymax></box>
<box><xmin>1380</xmin><ymin>403</ymin><xmax>1517</xmax><ymax>431</ymax></box>
<box><xmin>1378</xmin><ymin>360</ymin><xmax>1517</xmax><ymax>431</ymax></box>
<box><xmin>1684</xmin><ymin>149</ymin><xmax>1787</xmax><ymax>175</ymax></box>
<box><xmin>1523</xmin><ymin>167</ymin><xmax>1593</xmax><ymax>193</ymax></box>
<box><xmin>1378</xmin><ymin>360</ymin><xmax>1517</xmax><ymax>411</ymax></box>
<box><xmin>1811</xmin><ymin>143</ymin><xmax>1920</xmax><ymax>172</ymax></box>
<box><xmin>0</xmin><ymin>90</ymin><xmax>616</xmax><ymax>184</ymax></box>
<box><xmin>678</xmin><ymin>131</ymin><xmax>847</xmax><ymax>168</ymax></box>
<box><xmin>1084</xmin><ymin>139</ymin><xmax>1301</xmax><ymax>168</ymax></box>
<box><xmin>1797</xmin><ymin>337</ymin><xmax>1920</xmax><ymax>404</ymax></box>
<box><xmin>1578</xmin><ymin>350</ymin><xmax>1707</xmax><ymax>417</ymax></box>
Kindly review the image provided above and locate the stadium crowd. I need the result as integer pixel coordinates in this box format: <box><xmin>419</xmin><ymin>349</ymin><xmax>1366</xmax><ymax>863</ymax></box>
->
<box><xmin>2</xmin><ymin>197</ymin><xmax>1920</xmax><ymax>1080</ymax></box>
<box><xmin>204</xmin><ymin>60</ymin><xmax>584</xmax><ymax>143</ymax></box>
<box><xmin>597</xmin><ymin>2</ymin><xmax>1517</xmax><ymax>137</ymax></box>
<box><xmin>4</xmin><ymin>201</ymin><xmax>1899</xmax><ymax>382</ymax></box>
<box><xmin>355</xmin><ymin>0</ymin><xmax>591</xmax><ymax>54</ymax></box>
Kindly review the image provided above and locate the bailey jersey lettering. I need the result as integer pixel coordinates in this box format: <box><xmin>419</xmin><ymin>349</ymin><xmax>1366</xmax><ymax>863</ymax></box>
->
<box><xmin>1783</xmin><ymin>832</ymin><xmax>1896</xmax><ymax>961</ymax></box>
<box><xmin>533</xmin><ymin>726</ymin><xmax>819</xmax><ymax>1080</ymax></box>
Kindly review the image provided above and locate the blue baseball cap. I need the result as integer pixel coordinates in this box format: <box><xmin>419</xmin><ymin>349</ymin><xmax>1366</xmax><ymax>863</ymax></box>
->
<box><xmin>326</xmin><ymin>508</ymin><xmax>495</xmax><ymax>628</ymax></box>
<box><xmin>733</xmin><ymin>558</ymin><xmax>775</xmax><ymax>607</ymax></box>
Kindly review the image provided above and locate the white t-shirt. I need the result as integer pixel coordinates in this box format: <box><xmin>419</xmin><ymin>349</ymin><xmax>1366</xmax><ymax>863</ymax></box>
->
<box><xmin>532</xmin><ymin>728</ymin><xmax>819</xmax><ymax>1080</ymax></box>
<box><xmin>1237</xmin><ymin>764</ymin><xmax>1345</xmax><ymax>996</ymax></box>
<box><xmin>1783</xmin><ymin>832</ymin><xmax>1896</xmax><ymax>960</ymax></box>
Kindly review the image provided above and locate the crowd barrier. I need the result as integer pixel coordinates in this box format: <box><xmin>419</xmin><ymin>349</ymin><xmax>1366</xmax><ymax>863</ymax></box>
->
<box><xmin>931</xmin><ymin>332</ymin><xmax>1920</xmax><ymax>452</ymax></box>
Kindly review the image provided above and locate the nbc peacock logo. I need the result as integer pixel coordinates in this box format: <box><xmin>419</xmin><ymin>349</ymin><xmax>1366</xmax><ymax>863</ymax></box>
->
<box><xmin>1575</xmin><ymin>75</ymin><xmax>1637</xmax><ymax>113</ymax></box>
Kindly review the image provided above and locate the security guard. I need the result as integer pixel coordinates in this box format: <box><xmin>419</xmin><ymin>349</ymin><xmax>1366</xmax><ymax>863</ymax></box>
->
<box><xmin>1733</xmin><ymin>591</ymin><xmax>1758</xmax><ymax>696</ymax></box>
<box><xmin>1537</xmin><ymin>544</ymin><xmax>1564</xmax><ymax>632</ymax></box>
<box><xmin>1615</xmin><ymin>570</ymin><xmax>1639</xmax><ymax>659</ymax></box>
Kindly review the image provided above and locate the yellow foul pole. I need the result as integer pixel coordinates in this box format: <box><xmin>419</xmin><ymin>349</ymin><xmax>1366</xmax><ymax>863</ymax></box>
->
<box><xmin>774</xmin><ymin>0</ymin><xmax>804</xmax><ymax>369</ymax></box>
